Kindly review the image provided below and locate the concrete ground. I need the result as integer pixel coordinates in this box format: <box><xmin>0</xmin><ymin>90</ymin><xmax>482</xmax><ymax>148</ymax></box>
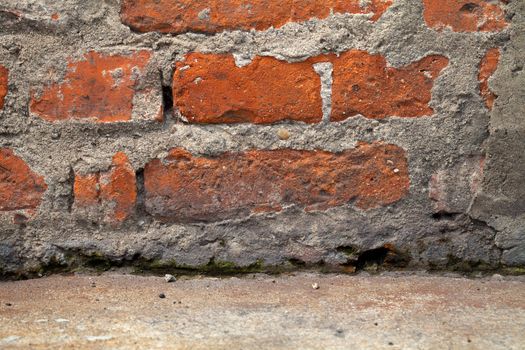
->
<box><xmin>0</xmin><ymin>272</ymin><xmax>524</xmax><ymax>349</ymax></box>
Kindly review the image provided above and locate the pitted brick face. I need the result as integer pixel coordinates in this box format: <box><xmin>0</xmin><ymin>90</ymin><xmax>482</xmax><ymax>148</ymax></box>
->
<box><xmin>173</xmin><ymin>53</ymin><xmax>323</xmax><ymax>124</ymax></box>
<box><xmin>173</xmin><ymin>51</ymin><xmax>449</xmax><ymax>124</ymax></box>
<box><xmin>423</xmin><ymin>0</ymin><xmax>508</xmax><ymax>32</ymax></box>
<box><xmin>120</xmin><ymin>0</ymin><xmax>393</xmax><ymax>34</ymax></box>
<box><xmin>74</xmin><ymin>152</ymin><xmax>137</xmax><ymax>223</ymax></box>
<box><xmin>30</xmin><ymin>51</ymin><xmax>161</xmax><ymax>123</ymax></box>
<box><xmin>479</xmin><ymin>48</ymin><xmax>501</xmax><ymax>110</ymax></box>
<box><xmin>144</xmin><ymin>143</ymin><xmax>409</xmax><ymax>222</ymax></box>
<box><xmin>327</xmin><ymin>51</ymin><xmax>449</xmax><ymax>120</ymax></box>
<box><xmin>0</xmin><ymin>149</ymin><xmax>47</xmax><ymax>212</ymax></box>
<box><xmin>0</xmin><ymin>65</ymin><xmax>7</xmax><ymax>110</ymax></box>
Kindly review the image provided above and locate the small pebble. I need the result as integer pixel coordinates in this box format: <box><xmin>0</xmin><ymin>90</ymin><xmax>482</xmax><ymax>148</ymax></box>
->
<box><xmin>164</xmin><ymin>274</ymin><xmax>176</xmax><ymax>283</ymax></box>
<box><xmin>159</xmin><ymin>293</ymin><xmax>166</xmax><ymax>299</ymax></box>
<box><xmin>277</xmin><ymin>128</ymin><xmax>290</xmax><ymax>140</ymax></box>
<box><xmin>491</xmin><ymin>274</ymin><xmax>504</xmax><ymax>281</ymax></box>
<box><xmin>393</xmin><ymin>168</ymin><xmax>400</xmax><ymax>173</ymax></box>
<box><xmin>312</xmin><ymin>283</ymin><xmax>320</xmax><ymax>290</ymax></box>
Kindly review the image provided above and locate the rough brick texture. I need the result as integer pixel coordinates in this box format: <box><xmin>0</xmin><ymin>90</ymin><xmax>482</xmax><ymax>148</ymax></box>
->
<box><xmin>0</xmin><ymin>65</ymin><xmax>7</xmax><ymax>110</ymax></box>
<box><xmin>74</xmin><ymin>152</ymin><xmax>137</xmax><ymax>223</ymax></box>
<box><xmin>423</xmin><ymin>0</ymin><xmax>508</xmax><ymax>32</ymax></box>
<box><xmin>30</xmin><ymin>51</ymin><xmax>162</xmax><ymax>123</ymax></box>
<box><xmin>328</xmin><ymin>51</ymin><xmax>449</xmax><ymax>121</ymax></box>
<box><xmin>121</xmin><ymin>0</ymin><xmax>393</xmax><ymax>34</ymax></box>
<box><xmin>144</xmin><ymin>143</ymin><xmax>409</xmax><ymax>222</ymax></box>
<box><xmin>0</xmin><ymin>149</ymin><xmax>47</xmax><ymax>212</ymax></box>
<box><xmin>479</xmin><ymin>48</ymin><xmax>501</xmax><ymax>110</ymax></box>
<box><xmin>174</xmin><ymin>51</ymin><xmax>449</xmax><ymax>124</ymax></box>
<box><xmin>173</xmin><ymin>53</ymin><xmax>322</xmax><ymax>124</ymax></box>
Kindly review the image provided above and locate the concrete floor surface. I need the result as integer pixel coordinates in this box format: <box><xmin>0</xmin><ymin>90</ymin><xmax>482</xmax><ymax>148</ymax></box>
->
<box><xmin>0</xmin><ymin>272</ymin><xmax>524</xmax><ymax>349</ymax></box>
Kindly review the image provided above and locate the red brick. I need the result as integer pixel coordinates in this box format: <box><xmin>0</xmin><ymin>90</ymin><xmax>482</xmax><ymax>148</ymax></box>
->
<box><xmin>173</xmin><ymin>53</ymin><xmax>322</xmax><ymax>124</ymax></box>
<box><xmin>30</xmin><ymin>51</ymin><xmax>162</xmax><ymax>123</ymax></box>
<box><xmin>0</xmin><ymin>148</ymin><xmax>47</xmax><ymax>212</ymax></box>
<box><xmin>121</xmin><ymin>0</ymin><xmax>393</xmax><ymax>34</ymax></box>
<box><xmin>74</xmin><ymin>152</ymin><xmax>137</xmax><ymax>223</ymax></box>
<box><xmin>173</xmin><ymin>51</ymin><xmax>448</xmax><ymax>124</ymax></box>
<box><xmin>328</xmin><ymin>51</ymin><xmax>449</xmax><ymax>121</ymax></box>
<box><xmin>423</xmin><ymin>0</ymin><xmax>508</xmax><ymax>32</ymax></box>
<box><xmin>144</xmin><ymin>143</ymin><xmax>409</xmax><ymax>222</ymax></box>
<box><xmin>478</xmin><ymin>48</ymin><xmax>500</xmax><ymax>110</ymax></box>
<box><xmin>0</xmin><ymin>65</ymin><xmax>7</xmax><ymax>110</ymax></box>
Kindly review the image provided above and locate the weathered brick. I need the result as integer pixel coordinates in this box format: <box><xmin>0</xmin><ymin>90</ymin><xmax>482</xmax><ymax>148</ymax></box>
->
<box><xmin>329</xmin><ymin>51</ymin><xmax>449</xmax><ymax>121</ymax></box>
<box><xmin>121</xmin><ymin>0</ymin><xmax>393</xmax><ymax>34</ymax></box>
<box><xmin>173</xmin><ymin>53</ymin><xmax>322</xmax><ymax>124</ymax></box>
<box><xmin>30</xmin><ymin>51</ymin><xmax>162</xmax><ymax>123</ymax></box>
<box><xmin>0</xmin><ymin>65</ymin><xmax>7</xmax><ymax>110</ymax></box>
<box><xmin>0</xmin><ymin>148</ymin><xmax>47</xmax><ymax>212</ymax></box>
<box><xmin>144</xmin><ymin>143</ymin><xmax>409</xmax><ymax>222</ymax></box>
<box><xmin>423</xmin><ymin>0</ymin><xmax>508</xmax><ymax>32</ymax></box>
<box><xmin>174</xmin><ymin>51</ymin><xmax>449</xmax><ymax>124</ymax></box>
<box><xmin>479</xmin><ymin>48</ymin><xmax>500</xmax><ymax>110</ymax></box>
<box><xmin>74</xmin><ymin>152</ymin><xmax>137</xmax><ymax>223</ymax></box>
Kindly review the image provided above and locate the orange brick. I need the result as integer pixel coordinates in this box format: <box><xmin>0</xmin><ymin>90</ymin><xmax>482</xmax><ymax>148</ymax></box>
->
<box><xmin>173</xmin><ymin>53</ymin><xmax>322</xmax><ymax>124</ymax></box>
<box><xmin>0</xmin><ymin>148</ymin><xmax>47</xmax><ymax>212</ymax></box>
<box><xmin>121</xmin><ymin>0</ymin><xmax>393</xmax><ymax>33</ymax></box>
<box><xmin>144</xmin><ymin>143</ymin><xmax>409</xmax><ymax>222</ymax></box>
<box><xmin>478</xmin><ymin>48</ymin><xmax>500</xmax><ymax>110</ymax></box>
<box><xmin>74</xmin><ymin>152</ymin><xmax>137</xmax><ymax>223</ymax></box>
<box><xmin>30</xmin><ymin>51</ymin><xmax>162</xmax><ymax>123</ymax></box>
<box><xmin>0</xmin><ymin>65</ymin><xmax>7</xmax><ymax>110</ymax></box>
<box><xmin>423</xmin><ymin>0</ymin><xmax>508</xmax><ymax>32</ymax></box>
<box><xmin>328</xmin><ymin>51</ymin><xmax>449</xmax><ymax>120</ymax></box>
<box><xmin>174</xmin><ymin>51</ymin><xmax>449</xmax><ymax>124</ymax></box>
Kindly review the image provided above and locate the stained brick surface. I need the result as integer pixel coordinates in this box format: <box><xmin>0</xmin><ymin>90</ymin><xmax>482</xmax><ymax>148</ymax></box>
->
<box><xmin>30</xmin><ymin>51</ymin><xmax>162</xmax><ymax>123</ymax></box>
<box><xmin>173</xmin><ymin>53</ymin><xmax>323</xmax><ymax>124</ymax></box>
<box><xmin>479</xmin><ymin>48</ymin><xmax>501</xmax><ymax>110</ymax></box>
<box><xmin>0</xmin><ymin>149</ymin><xmax>47</xmax><ymax>212</ymax></box>
<box><xmin>74</xmin><ymin>152</ymin><xmax>137</xmax><ymax>223</ymax></box>
<box><xmin>328</xmin><ymin>51</ymin><xmax>449</xmax><ymax>120</ymax></box>
<box><xmin>422</xmin><ymin>0</ymin><xmax>508</xmax><ymax>32</ymax></box>
<box><xmin>144</xmin><ymin>143</ymin><xmax>409</xmax><ymax>222</ymax></box>
<box><xmin>121</xmin><ymin>0</ymin><xmax>393</xmax><ymax>34</ymax></box>
<box><xmin>0</xmin><ymin>65</ymin><xmax>7</xmax><ymax>110</ymax></box>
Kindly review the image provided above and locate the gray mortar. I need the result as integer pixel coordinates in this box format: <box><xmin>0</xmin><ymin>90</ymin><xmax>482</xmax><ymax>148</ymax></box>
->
<box><xmin>0</xmin><ymin>0</ymin><xmax>523</xmax><ymax>275</ymax></box>
<box><xmin>313</xmin><ymin>62</ymin><xmax>333</xmax><ymax>123</ymax></box>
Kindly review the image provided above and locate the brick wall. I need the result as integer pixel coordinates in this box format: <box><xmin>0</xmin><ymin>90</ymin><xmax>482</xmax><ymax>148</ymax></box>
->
<box><xmin>0</xmin><ymin>0</ymin><xmax>523</xmax><ymax>276</ymax></box>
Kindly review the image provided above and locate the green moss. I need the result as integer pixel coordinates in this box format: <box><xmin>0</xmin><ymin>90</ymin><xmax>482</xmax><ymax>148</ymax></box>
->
<box><xmin>502</xmin><ymin>267</ymin><xmax>525</xmax><ymax>275</ymax></box>
<box><xmin>132</xmin><ymin>257</ymin><xmax>276</xmax><ymax>276</ymax></box>
<box><xmin>337</xmin><ymin>246</ymin><xmax>359</xmax><ymax>258</ymax></box>
<box><xmin>83</xmin><ymin>252</ymin><xmax>112</xmax><ymax>272</ymax></box>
